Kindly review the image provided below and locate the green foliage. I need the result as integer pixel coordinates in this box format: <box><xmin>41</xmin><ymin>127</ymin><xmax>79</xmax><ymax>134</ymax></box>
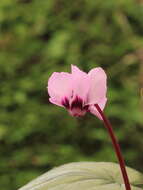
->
<box><xmin>0</xmin><ymin>0</ymin><xmax>143</xmax><ymax>189</ymax></box>
<box><xmin>19</xmin><ymin>162</ymin><xmax>143</xmax><ymax>190</ymax></box>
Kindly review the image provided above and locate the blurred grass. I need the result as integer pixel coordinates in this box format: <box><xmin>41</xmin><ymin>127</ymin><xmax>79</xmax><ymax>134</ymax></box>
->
<box><xmin>0</xmin><ymin>0</ymin><xmax>143</xmax><ymax>189</ymax></box>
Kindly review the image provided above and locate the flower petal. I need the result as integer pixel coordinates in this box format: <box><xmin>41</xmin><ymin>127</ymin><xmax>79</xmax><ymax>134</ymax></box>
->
<box><xmin>89</xmin><ymin>97</ymin><xmax>107</xmax><ymax>120</ymax></box>
<box><xmin>87</xmin><ymin>67</ymin><xmax>107</xmax><ymax>104</ymax></box>
<box><xmin>47</xmin><ymin>72</ymin><xmax>72</xmax><ymax>105</ymax></box>
<box><xmin>49</xmin><ymin>98</ymin><xmax>64</xmax><ymax>107</ymax></box>
<box><xmin>71</xmin><ymin>65</ymin><xmax>89</xmax><ymax>102</ymax></box>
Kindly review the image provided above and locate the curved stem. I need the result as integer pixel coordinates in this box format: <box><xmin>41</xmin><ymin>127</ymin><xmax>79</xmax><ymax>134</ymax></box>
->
<box><xmin>95</xmin><ymin>104</ymin><xmax>131</xmax><ymax>190</ymax></box>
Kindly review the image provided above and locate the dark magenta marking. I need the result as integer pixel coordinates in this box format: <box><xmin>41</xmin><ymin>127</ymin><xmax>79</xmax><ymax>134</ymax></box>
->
<box><xmin>83</xmin><ymin>104</ymin><xmax>89</xmax><ymax>111</ymax></box>
<box><xmin>61</xmin><ymin>97</ymin><xmax>70</xmax><ymax>109</ymax></box>
<box><xmin>71</xmin><ymin>96</ymin><xmax>83</xmax><ymax>109</ymax></box>
<box><xmin>62</xmin><ymin>96</ymin><xmax>89</xmax><ymax>111</ymax></box>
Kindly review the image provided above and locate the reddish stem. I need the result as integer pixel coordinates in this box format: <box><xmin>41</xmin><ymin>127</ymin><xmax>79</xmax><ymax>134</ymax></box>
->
<box><xmin>95</xmin><ymin>104</ymin><xmax>131</xmax><ymax>190</ymax></box>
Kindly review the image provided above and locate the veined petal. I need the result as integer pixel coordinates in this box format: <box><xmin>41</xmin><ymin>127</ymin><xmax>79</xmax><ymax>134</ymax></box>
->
<box><xmin>47</xmin><ymin>72</ymin><xmax>72</xmax><ymax>105</ymax></box>
<box><xmin>89</xmin><ymin>97</ymin><xmax>107</xmax><ymax>120</ymax></box>
<box><xmin>71</xmin><ymin>65</ymin><xmax>89</xmax><ymax>102</ymax></box>
<box><xmin>87</xmin><ymin>67</ymin><xmax>107</xmax><ymax>104</ymax></box>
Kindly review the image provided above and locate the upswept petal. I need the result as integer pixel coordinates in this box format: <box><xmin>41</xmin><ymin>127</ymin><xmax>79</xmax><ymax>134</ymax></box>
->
<box><xmin>71</xmin><ymin>65</ymin><xmax>89</xmax><ymax>102</ymax></box>
<box><xmin>87</xmin><ymin>67</ymin><xmax>107</xmax><ymax>104</ymax></box>
<box><xmin>89</xmin><ymin>97</ymin><xmax>107</xmax><ymax>120</ymax></box>
<box><xmin>47</xmin><ymin>72</ymin><xmax>72</xmax><ymax>105</ymax></box>
<box><xmin>49</xmin><ymin>98</ymin><xmax>64</xmax><ymax>107</ymax></box>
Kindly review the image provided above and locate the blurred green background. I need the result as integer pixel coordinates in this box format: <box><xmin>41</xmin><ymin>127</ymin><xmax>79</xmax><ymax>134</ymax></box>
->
<box><xmin>0</xmin><ymin>0</ymin><xmax>143</xmax><ymax>189</ymax></box>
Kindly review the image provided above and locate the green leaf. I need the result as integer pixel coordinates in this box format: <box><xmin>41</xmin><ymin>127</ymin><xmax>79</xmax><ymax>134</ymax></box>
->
<box><xmin>18</xmin><ymin>162</ymin><xmax>143</xmax><ymax>190</ymax></box>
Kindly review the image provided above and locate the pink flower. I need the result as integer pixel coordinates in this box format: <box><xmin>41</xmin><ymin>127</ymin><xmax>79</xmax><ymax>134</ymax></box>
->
<box><xmin>47</xmin><ymin>65</ymin><xmax>107</xmax><ymax>120</ymax></box>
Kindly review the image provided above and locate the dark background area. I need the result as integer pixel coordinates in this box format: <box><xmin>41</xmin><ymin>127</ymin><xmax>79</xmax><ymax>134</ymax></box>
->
<box><xmin>0</xmin><ymin>0</ymin><xmax>143</xmax><ymax>189</ymax></box>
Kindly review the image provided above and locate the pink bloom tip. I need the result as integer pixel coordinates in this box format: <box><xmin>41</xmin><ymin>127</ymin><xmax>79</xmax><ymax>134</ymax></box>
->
<box><xmin>47</xmin><ymin>65</ymin><xmax>107</xmax><ymax>120</ymax></box>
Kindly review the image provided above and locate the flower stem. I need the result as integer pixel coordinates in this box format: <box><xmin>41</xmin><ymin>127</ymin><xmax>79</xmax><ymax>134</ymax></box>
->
<box><xmin>95</xmin><ymin>104</ymin><xmax>131</xmax><ymax>190</ymax></box>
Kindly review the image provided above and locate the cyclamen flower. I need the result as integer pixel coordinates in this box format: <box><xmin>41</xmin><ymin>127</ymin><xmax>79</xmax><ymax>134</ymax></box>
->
<box><xmin>47</xmin><ymin>65</ymin><xmax>107</xmax><ymax>120</ymax></box>
<box><xmin>47</xmin><ymin>65</ymin><xmax>132</xmax><ymax>190</ymax></box>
